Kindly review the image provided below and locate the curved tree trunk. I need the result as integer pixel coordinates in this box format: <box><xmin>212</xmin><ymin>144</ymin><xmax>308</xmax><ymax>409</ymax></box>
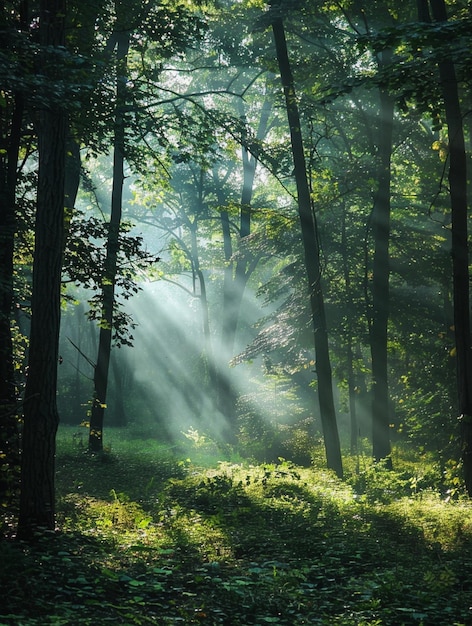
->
<box><xmin>271</xmin><ymin>14</ymin><xmax>343</xmax><ymax>478</ymax></box>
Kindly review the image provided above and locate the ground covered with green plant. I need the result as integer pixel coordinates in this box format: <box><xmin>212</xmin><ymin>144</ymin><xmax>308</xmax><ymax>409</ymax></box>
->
<box><xmin>1</xmin><ymin>427</ymin><xmax>472</xmax><ymax>625</ymax></box>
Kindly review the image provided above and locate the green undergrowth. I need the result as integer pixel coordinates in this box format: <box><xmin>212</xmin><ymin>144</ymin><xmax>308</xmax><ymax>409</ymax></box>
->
<box><xmin>1</xmin><ymin>427</ymin><xmax>472</xmax><ymax>625</ymax></box>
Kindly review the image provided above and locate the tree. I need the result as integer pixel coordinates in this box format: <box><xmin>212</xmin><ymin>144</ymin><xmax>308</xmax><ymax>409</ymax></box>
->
<box><xmin>216</xmin><ymin>94</ymin><xmax>273</xmax><ymax>439</ymax></box>
<box><xmin>338</xmin><ymin>0</ymin><xmax>471</xmax><ymax>476</ymax></box>
<box><xmin>0</xmin><ymin>1</ymin><xmax>27</xmax><ymax>500</ymax></box>
<box><xmin>83</xmin><ymin>0</ymin><xmax>208</xmax><ymax>451</ymax></box>
<box><xmin>370</xmin><ymin>65</ymin><xmax>395</xmax><ymax>464</ymax></box>
<box><xmin>269</xmin><ymin>4</ymin><xmax>343</xmax><ymax>478</ymax></box>
<box><xmin>331</xmin><ymin>1</ymin><xmax>412</xmax><ymax>464</ymax></box>
<box><xmin>426</xmin><ymin>0</ymin><xmax>472</xmax><ymax>495</ymax></box>
<box><xmin>18</xmin><ymin>0</ymin><xmax>67</xmax><ymax>537</ymax></box>
<box><xmin>88</xmin><ymin>11</ymin><xmax>130</xmax><ymax>453</ymax></box>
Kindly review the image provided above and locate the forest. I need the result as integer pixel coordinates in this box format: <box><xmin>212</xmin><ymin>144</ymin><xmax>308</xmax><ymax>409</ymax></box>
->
<box><xmin>1</xmin><ymin>0</ymin><xmax>472</xmax><ymax>623</ymax></box>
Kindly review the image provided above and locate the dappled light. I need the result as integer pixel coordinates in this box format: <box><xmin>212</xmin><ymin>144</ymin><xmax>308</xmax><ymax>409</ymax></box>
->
<box><xmin>2</xmin><ymin>430</ymin><xmax>472</xmax><ymax>624</ymax></box>
<box><xmin>2</xmin><ymin>0</ymin><xmax>472</xmax><ymax>623</ymax></box>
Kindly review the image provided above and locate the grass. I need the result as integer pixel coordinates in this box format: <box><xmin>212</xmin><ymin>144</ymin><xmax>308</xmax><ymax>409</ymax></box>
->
<box><xmin>1</xmin><ymin>425</ymin><xmax>472</xmax><ymax>625</ymax></box>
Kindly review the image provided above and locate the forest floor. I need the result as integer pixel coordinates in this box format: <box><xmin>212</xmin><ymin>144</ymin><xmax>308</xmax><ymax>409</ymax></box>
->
<box><xmin>1</xmin><ymin>426</ymin><xmax>472</xmax><ymax>625</ymax></box>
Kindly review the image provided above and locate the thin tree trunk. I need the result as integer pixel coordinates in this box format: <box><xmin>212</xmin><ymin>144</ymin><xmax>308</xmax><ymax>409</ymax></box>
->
<box><xmin>89</xmin><ymin>26</ymin><xmax>129</xmax><ymax>452</ymax></box>
<box><xmin>217</xmin><ymin>146</ymin><xmax>255</xmax><ymax>437</ymax></box>
<box><xmin>428</xmin><ymin>0</ymin><xmax>472</xmax><ymax>495</ymax></box>
<box><xmin>370</xmin><ymin>71</ymin><xmax>394</xmax><ymax>463</ymax></box>
<box><xmin>221</xmin><ymin>98</ymin><xmax>271</xmax><ymax>356</ymax></box>
<box><xmin>189</xmin><ymin>217</ymin><xmax>215</xmax><ymax>387</ymax></box>
<box><xmin>341</xmin><ymin>208</ymin><xmax>358</xmax><ymax>453</ymax></box>
<box><xmin>18</xmin><ymin>0</ymin><xmax>66</xmax><ymax>538</ymax></box>
<box><xmin>220</xmin><ymin>145</ymin><xmax>255</xmax><ymax>353</ymax></box>
<box><xmin>271</xmin><ymin>15</ymin><xmax>343</xmax><ymax>478</ymax></box>
<box><xmin>217</xmin><ymin>98</ymin><xmax>271</xmax><ymax>440</ymax></box>
<box><xmin>217</xmin><ymin>204</ymin><xmax>239</xmax><ymax>442</ymax></box>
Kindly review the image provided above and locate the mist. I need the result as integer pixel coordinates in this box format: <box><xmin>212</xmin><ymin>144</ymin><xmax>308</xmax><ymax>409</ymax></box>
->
<box><xmin>58</xmin><ymin>272</ymin><xmax>274</xmax><ymax>444</ymax></box>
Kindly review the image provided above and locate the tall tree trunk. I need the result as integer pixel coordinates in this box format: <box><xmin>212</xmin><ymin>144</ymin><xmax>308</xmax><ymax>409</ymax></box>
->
<box><xmin>18</xmin><ymin>0</ymin><xmax>66</xmax><ymax>538</ymax></box>
<box><xmin>217</xmin><ymin>162</ymin><xmax>254</xmax><ymax>439</ymax></box>
<box><xmin>370</xmin><ymin>68</ymin><xmax>394</xmax><ymax>463</ymax></box>
<box><xmin>221</xmin><ymin>98</ymin><xmax>271</xmax><ymax>355</ymax></box>
<box><xmin>0</xmin><ymin>94</ymin><xmax>23</xmax><ymax>502</ymax></box>
<box><xmin>220</xmin><ymin>143</ymin><xmax>255</xmax><ymax>354</ymax></box>
<box><xmin>191</xmin><ymin>171</ymin><xmax>215</xmax><ymax>384</ymax></box>
<box><xmin>217</xmin><ymin>203</ymin><xmax>239</xmax><ymax>442</ymax></box>
<box><xmin>341</xmin><ymin>207</ymin><xmax>358</xmax><ymax>453</ymax></box>
<box><xmin>216</xmin><ymin>98</ymin><xmax>271</xmax><ymax>440</ymax></box>
<box><xmin>0</xmin><ymin>0</ymin><xmax>28</xmax><ymax>504</ymax></box>
<box><xmin>271</xmin><ymin>14</ymin><xmax>343</xmax><ymax>478</ymax></box>
<box><xmin>428</xmin><ymin>0</ymin><xmax>472</xmax><ymax>495</ymax></box>
<box><xmin>89</xmin><ymin>26</ymin><xmax>129</xmax><ymax>452</ymax></box>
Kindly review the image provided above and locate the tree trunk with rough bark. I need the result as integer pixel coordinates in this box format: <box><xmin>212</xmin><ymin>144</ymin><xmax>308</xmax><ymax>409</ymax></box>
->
<box><xmin>18</xmin><ymin>0</ymin><xmax>66</xmax><ymax>538</ymax></box>
<box><xmin>428</xmin><ymin>0</ymin><xmax>472</xmax><ymax>495</ymax></box>
<box><xmin>0</xmin><ymin>95</ymin><xmax>23</xmax><ymax>501</ymax></box>
<box><xmin>271</xmin><ymin>14</ymin><xmax>343</xmax><ymax>479</ymax></box>
<box><xmin>0</xmin><ymin>0</ymin><xmax>28</xmax><ymax>505</ymax></box>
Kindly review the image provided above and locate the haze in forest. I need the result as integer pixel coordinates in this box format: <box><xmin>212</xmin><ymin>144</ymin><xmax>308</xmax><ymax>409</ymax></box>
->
<box><xmin>3</xmin><ymin>0</ymin><xmax>472</xmax><ymax>543</ymax></box>
<box><xmin>58</xmin><ymin>278</ymin><xmax>261</xmax><ymax>444</ymax></box>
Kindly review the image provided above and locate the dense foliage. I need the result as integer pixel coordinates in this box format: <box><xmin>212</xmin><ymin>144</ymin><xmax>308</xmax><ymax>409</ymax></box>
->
<box><xmin>1</xmin><ymin>428</ymin><xmax>472</xmax><ymax>625</ymax></box>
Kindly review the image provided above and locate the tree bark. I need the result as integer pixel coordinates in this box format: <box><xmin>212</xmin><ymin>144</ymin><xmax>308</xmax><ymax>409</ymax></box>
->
<box><xmin>0</xmin><ymin>0</ymin><xmax>28</xmax><ymax>504</ymax></box>
<box><xmin>89</xmin><ymin>25</ymin><xmax>129</xmax><ymax>452</ymax></box>
<box><xmin>428</xmin><ymin>0</ymin><xmax>472</xmax><ymax>495</ymax></box>
<box><xmin>370</xmin><ymin>71</ymin><xmax>394</xmax><ymax>463</ymax></box>
<box><xmin>271</xmin><ymin>14</ymin><xmax>343</xmax><ymax>478</ymax></box>
<box><xmin>18</xmin><ymin>0</ymin><xmax>66</xmax><ymax>538</ymax></box>
<box><xmin>0</xmin><ymin>95</ymin><xmax>23</xmax><ymax>501</ymax></box>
